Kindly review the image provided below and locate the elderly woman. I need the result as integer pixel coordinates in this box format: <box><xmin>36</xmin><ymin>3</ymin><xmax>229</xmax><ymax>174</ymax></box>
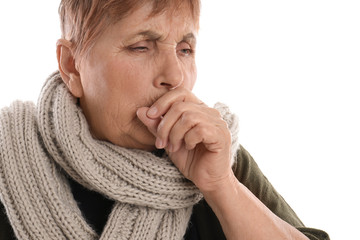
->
<box><xmin>0</xmin><ymin>0</ymin><xmax>329</xmax><ymax>239</ymax></box>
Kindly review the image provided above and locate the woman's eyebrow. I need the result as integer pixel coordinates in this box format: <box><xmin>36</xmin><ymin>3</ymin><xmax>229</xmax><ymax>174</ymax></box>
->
<box><xmin>182</xmin><ymin>32</ymin><xmax>197</xmax><ymax>45</ymax></box>
<box><xmin>125</xmin><ymin>30</ymin><xmax>162</xmax><ymax>43</ymax></box>
<box><xmin>125</xmin><ymin>31</ymin><xmax>197</xmax><ymax>44</ymax></box>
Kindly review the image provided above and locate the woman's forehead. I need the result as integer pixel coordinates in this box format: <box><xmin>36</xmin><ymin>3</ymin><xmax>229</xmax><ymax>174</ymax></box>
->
<box><xmin>127</xmin><ymin>1</ymin><xmax>199</xmax><ymax>27</ymax></box>
<box><xmin>108</xmin><ymin>4</ymin><xmax>198</xmax><ymax>42</ymax></box>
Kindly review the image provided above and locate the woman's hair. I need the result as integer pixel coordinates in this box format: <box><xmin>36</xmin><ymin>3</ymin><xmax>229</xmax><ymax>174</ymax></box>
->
<box><xmin>59</xmin><ymin>0</ymin><xmax>201</xmax><ymax>61</ymax></box>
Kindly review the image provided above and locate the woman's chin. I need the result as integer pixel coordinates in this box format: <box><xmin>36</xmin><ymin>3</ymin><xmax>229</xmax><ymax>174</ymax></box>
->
<box><xmin>135</xmin><ymin>134</ymin><xmax>157</xmax><ymax>151</ymax></box>
<box><xmin>119</xmin><ymin>131</ymin><xmax>157</xmax><ymax>151</ymax></box>
<box><xmin>128</xmin><ymin>141</ymin><xmax>157</xmax><ymax>152</ymax></box>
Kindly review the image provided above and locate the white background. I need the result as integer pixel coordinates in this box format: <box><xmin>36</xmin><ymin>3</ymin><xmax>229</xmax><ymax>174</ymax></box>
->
<box><xmin>0</xmin><ymin>1</ymin><xmax>359</xmax><ymax>239</ymax></box>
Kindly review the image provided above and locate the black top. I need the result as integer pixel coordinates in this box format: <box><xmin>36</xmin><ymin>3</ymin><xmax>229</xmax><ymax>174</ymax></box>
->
<box><xmin>68</xmin><ymin>177</ymin><xmax>114</xmax><ymax>235</ymax></box>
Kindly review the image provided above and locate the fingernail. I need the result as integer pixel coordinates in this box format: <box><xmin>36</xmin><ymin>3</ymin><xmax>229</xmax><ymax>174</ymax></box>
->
<box><xmin>147</xmin><ymin>107</ymin><xmax>157</xmax><ymax>117</ymax></box>
<box><xmin>156</xmin><ymin>138</ymin><xmax>163</xmax><ymax>149</ymax></box>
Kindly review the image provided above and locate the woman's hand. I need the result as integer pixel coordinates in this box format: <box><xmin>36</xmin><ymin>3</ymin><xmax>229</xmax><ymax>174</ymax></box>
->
<box><xmin>137</xmin><ymin>88</ymin><xmax>233</xmax><ymax>192</ymax></box>
<box><xmin>137</xmin><ymin>89</ymin><xmax>310</xmax><ymax>240</ymax></box>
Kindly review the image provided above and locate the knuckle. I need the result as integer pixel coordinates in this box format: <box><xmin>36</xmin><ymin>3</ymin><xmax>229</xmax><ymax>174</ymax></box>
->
<box><xmin>180</xmin><ymin>111</ymin><xmax>194</xmax><ymax>125</ymax></box>
<box><xmin>220</xmin><ymin>118</ymin><xmax>229</xmax><ymax>128</ymax></box>
<box><xmin>196</xmin><ymin>124</ymin><xmax>208</xmax><ymax>136</ymax></box>
<box><xmin>184</xmin><ymin>135</ymin><xmax>197</xmax><ymax>149</ymax></box>
<box><xmin>179</xmin><ymin>87</ymin><xmax>190</xmax><ymax>95</ymax></box>
<box><xmin>172</xmin><ymin>101</ymin><xmax>184</xmax><ymax>111</ymax></box>
<box><xmin>210</xmin><ymin>108</ymin><xmax>222</xmax><ymax>118</ymax></box>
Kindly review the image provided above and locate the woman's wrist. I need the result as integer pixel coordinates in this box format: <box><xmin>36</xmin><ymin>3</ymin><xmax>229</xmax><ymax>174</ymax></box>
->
<box><xmin>199</xmin><ymin>170</ymin><xmax>241</xmax><ymax>215</ymax></box>
<box><xmin>200</xmin><ymin>171</ymin><xmax>309</xmax><ymax>240</ymax></box>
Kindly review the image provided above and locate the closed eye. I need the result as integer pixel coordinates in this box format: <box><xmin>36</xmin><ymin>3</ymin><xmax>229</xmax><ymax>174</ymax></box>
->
<box><xmin>130</xmin><ymin>46</ymin><xmax>148</xmax><ymax>52</ymax></box>
<box><xmin>128</xmin><ymin>40</ymin><xmax>152</xmax><ymax>53</ymax></box>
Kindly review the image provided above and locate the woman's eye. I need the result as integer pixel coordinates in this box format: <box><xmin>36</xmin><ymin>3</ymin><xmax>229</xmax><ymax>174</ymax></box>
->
<box><xmin>130</xmin><ymin>46</ymin><xmax>148</xmax><ymax>52</ymax></box>
<box><xmin>180</xmin><ymin>48</ymin><xmax>192</xmax><ymax>55</ymax></box>
<box><xmin>177</xmin><ymin>42</ymin><xmax>194</xmax><ymax>56</ymax></box>
<box><xmin>128</xmin><ymin>41</ymin><xmax>150</xmax><ymax>52</ymax></box>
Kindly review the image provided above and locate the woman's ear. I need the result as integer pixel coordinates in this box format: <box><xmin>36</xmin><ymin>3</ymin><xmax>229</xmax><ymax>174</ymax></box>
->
<box><xmin>56</xmin><ymin>39</ymin><xmax>83</xmax><ymax>98</ymax></box>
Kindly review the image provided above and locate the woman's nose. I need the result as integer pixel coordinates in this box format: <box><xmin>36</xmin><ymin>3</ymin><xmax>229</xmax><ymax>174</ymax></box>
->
<box><xmin>154</xmin><ymin>52</ymin><xmax>184</xmax><ymax>89</ymax></box>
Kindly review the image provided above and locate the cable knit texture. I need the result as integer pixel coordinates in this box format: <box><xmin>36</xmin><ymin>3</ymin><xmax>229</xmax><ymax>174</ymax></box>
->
<box><xmin>0</xmin><ymin>72</ymin><xmax>239</xmax><ymax>240</ymax></box>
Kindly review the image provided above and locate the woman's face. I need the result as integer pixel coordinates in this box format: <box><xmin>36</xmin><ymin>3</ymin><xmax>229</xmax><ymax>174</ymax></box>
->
<box><xmin>77</xmin><ymin>3</ymin><xmax>198</xmax><ymax>151</ymax></box>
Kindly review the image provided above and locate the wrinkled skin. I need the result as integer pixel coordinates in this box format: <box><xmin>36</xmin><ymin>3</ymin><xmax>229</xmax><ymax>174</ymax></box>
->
<box><xmin>58</xmin><ymin>2</ymin><xmax>232</xmax><ymax>191</ymax></box>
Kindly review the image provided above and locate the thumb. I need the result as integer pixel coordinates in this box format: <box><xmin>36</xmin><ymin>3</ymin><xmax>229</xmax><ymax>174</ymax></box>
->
<box><xmin>136</xmin><ymin>107</ymin><xmax>160</xmax><ymax>136</ymax></box>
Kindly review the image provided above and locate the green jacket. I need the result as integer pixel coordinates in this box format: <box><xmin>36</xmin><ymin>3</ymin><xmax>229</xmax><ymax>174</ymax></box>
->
<box><xmin>0</xmin><ymin>146</ymin><xmax>329</xmax><ymax>239</ymax></box>
<box><xmin>191</xmin><ymin>145</ymin><xmax>329</xmax><ymax>240</ymax></box>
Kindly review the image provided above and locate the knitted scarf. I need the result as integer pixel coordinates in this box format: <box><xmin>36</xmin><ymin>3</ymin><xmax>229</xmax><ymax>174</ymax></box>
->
<box><xmin>0</xmin><ymin>72</ymin><xmax>239</xmax><ymax>240</ymax></box>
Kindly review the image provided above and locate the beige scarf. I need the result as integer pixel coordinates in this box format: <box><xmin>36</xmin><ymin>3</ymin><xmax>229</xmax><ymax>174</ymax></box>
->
<box><xmin>0</xmin><ymin>72</ymin><xmax>239</xmax><ymax>239</ymax></box>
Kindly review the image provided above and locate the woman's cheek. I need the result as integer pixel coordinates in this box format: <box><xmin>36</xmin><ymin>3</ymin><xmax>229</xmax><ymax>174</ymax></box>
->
<box><xmin>184</xmin><ymin>64</ymin><xmax>197</xmax><ymax>90</ymax></box>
